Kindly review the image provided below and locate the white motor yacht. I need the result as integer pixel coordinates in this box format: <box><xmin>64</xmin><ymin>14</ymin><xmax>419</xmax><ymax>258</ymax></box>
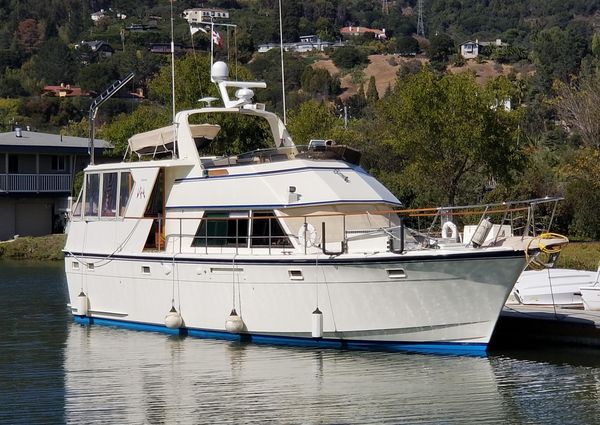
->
<box><xmin>63</xmin><ymin>61</ymin><xmax>567</xmax><ymax>355</ymax></box>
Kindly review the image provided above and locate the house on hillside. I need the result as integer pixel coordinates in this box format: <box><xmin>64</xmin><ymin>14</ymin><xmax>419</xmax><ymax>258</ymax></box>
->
<box><xmin>0</xmin><ymin>128</ymin><xmax>112</xmax><ymax>240</ymax></box>
<box><xmin>257</xmin><ymin>35</ymin><xmax>341</xmax><ymax>53</ymax></box>
<box><xmin>460</xmin><ymin>39</ymin><xmax>508</xmax><ymax>59</ymax></box>
<box><xmin>75</xmin><ymin>40</ymin><xmax>115</xmax><ymax>58</ymax></box>
<box><xmin>340</xmin><ymin>26</ymin><xmax>387</xmax><ymax>40</ymax></box>
<box><xmin>149</xmin><ymin>43</ymin><xmax>184</xmax><ymax>54</ymax></box>
<box><xmin>90</xmin><ymin>10</ymin><xmax>107</xmax><ymax>22</ymax></box>
<box><xmin>41</xmin><ymin>84</ymin><xmax>88</xmax><ymax>98</ymax></box>
<box><xmin>183</xmin><ymin>8</ymin><xmax>229</xmax><ymax>24</ymax></box>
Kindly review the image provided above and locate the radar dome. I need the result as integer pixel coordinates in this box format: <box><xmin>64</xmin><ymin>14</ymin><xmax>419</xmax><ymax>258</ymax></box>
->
<box><xmin>211</xmin><ymin>61</ymin><xmax>229</xmax><ymax>82</ymax></box>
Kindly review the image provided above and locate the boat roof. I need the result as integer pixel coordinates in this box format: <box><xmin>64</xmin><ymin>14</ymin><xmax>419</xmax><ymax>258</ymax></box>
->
<box><xmin>128</xmin><ymin>124</ymin><xmax>221</xmax><ymax>155</ymax></box>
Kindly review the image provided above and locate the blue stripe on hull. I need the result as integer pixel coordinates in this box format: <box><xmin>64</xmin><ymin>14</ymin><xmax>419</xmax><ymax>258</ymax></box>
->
<box><xmin>72</xmin><ymin>316</ymin><xmax>487</xmax><ymax>357</ymax></box>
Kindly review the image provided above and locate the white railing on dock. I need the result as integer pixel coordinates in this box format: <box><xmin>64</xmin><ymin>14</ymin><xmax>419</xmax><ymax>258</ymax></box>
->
<box><xmin>0</xmin><ymin>173</ymin><xmax>72</xmax><ymax>192</ymax></box>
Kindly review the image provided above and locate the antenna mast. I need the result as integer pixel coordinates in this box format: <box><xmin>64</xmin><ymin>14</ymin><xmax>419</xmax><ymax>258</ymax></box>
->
<box><xmin>278</xmin><ymin>0</ymin><xmax>287</xmax><ymax>125</ymax></box>
<box><xmin>417</xmin><ymin>0</ymin><xmax>425</xmax><ymax>37</ymax></box>
<box><xmin>170</xmin><ymin>0</ymin><xmax>177</xmax><ymax>157</ymax></box>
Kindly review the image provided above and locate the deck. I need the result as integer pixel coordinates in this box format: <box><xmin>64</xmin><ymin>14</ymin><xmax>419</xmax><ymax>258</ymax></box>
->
<box><xmin>492</xmin><ymin>304</ymin><xmax>600</xmax><ymax>348</ymax></box>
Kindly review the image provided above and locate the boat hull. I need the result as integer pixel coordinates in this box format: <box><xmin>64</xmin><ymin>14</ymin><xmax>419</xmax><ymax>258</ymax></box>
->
<box><xmin>65</xmin><ymin>251</ymin><xmax>525</xmax><ymax>355</ymax></box>
<box><xmin>507</xmin><ymin>268</ymin><xmax>599</xmax><ymax>306</ymax></box>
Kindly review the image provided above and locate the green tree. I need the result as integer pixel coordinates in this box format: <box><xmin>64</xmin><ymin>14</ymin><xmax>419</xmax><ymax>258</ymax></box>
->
<box><xmin>532</xmin><ymin>26</ymin><xmax>589</xmax><ymax>88</ymax></box>
<box><xmin>554</xmin><ymin>70</ymin><xmax>600</xmax><ymax>149</ymax></box>
<box><xmin>395</xmin><ymin>35</ymin><xmax>419</xmax><ymax>56</ymax></box>
<box><xmin>330</xmin><ymin>46</ymin><xmax>368</xmax><ymax>69</ymax></box>
<box><xmin>427</xmin><ymin>33</ymin><xmax>455</xmax><ymax>64</ymax></box>
<box><xmin>366</xmin><ymin>75</ymin><xmax>378</xmax><ymax>104</ymax></box>
<box><xmin>371</xmin><ymin>69</ymin><xmax>522</xmax><ymax>206</ymax></box>
<box><xmin>287</xmin><ymin>100</ymin><xmax>339</xmax><ymax>145</ymax></box>
<box><xmin>24</xmin><ymin>38</ymin><xmax>77</xmax><ymax>85</ymax></box>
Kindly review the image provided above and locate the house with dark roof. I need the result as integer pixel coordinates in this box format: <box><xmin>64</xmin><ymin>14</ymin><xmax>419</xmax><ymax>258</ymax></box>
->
<box><xmin>75</xmin><ymin>40</ymin><xmax>115</xmax><ymax>58</ymax></box>
<box><xmin>0</xmin><ymin>128</ymin><xmax>112</xmax><ymax>240</ymax></box>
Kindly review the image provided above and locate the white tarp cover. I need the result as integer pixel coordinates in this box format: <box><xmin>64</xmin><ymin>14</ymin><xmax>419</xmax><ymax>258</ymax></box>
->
<box><xmin>128</xmin><ymin>124</ymin><xmax>221</xmax><ymax>154</ymax></box>
<box><xmin>128</xmin><ymin>126</ymin><xmax>175</xmax><ymax>154</ymax></box>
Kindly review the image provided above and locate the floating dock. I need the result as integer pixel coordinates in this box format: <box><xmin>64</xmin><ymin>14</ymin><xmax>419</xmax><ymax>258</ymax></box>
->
<box><xmin>492</xmin><ymin>305</ymin><xmax>600</xmax><ymax>348</ymax></box>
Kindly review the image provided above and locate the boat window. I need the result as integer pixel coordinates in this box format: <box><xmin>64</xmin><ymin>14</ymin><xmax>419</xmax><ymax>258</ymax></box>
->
<box><xmin>250</xmin><ymin>211</ymin><xmax>292</xmax><ymax>247</ymax></box>
<box><xmin>192</xmin><ymin>211</ymin><xmax>249</xmax><ymax>247</ymax></box>
<box><xmin>84</xmin><ymin>173</ymin><xmax>100</xmax><ymax>217</ymax></box>
<box><xmin>101</xmin><ymin>172</ymin><xmax>118</xmax><ymax>217</ymax></box>
<box><xmin>119</xmin><ymin>171</ymin><xmax>133</xmax><ymax>217</ymax></box>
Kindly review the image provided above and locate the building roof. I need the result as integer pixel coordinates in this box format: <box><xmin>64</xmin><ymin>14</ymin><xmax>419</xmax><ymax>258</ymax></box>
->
<box><xmin>41</xmin><ymin>84</ymin><xmax>88</xmax><ymax>97</ymax></box>
<box><xmin>76</xmin><ymin>40</ymin><xmax>114</xmax><ymax>52</ymax></box>
<box><xmin>340</xmin><ymin>26</ymin><xmax>386</xmax><ymax>37</ymax></box>
<box><xmin>0</xmin><ymin>130</ymin><xmax>112</xmax><ymax>154</ymax></box>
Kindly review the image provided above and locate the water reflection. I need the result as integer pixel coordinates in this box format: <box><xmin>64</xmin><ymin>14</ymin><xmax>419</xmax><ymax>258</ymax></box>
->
<box><xmin>3</xmin><ymin>261</ymin><xmax>600</xmax><ymax>424</ymax></box>
<box><xmin>64</xmin><ymin>324</ymin><xmax>509</xmax><ymax>424</ymax></box>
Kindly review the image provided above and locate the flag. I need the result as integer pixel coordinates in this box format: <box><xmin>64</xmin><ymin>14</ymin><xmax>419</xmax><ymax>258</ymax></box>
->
<box><xmin>212</xmin><ymin>29</ymin><xmax>222</xmax><ymax>47</ymax></box>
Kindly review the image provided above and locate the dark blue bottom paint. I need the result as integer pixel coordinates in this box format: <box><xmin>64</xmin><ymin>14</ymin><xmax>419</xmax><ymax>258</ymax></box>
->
<box><xmin>73</xmin><ymin>316</ymin><xmax>488</xmax><ymax>357</ymax></box>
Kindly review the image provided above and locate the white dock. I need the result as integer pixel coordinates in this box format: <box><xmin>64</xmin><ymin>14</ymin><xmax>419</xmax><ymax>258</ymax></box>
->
<box><xmin>492</xmin><ymin>305</ymin><xmax>600</xmax><ymax>348</ymax></box>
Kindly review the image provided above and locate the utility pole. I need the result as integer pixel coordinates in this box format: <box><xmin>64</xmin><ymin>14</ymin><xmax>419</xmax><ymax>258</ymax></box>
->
<box><xmin>417</xmin><ymin>0</ymin><xmax>425</xmax><ymax>37</ymax></box>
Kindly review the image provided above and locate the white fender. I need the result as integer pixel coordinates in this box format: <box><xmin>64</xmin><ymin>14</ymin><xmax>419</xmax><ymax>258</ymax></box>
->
<box><xmin>297</xmin><ymin>223</ymin><xmax>317</xmax><ymax>247</ymax></box>
<box><xmin>441</xmin><ymin>221</ymin><xmax>458</xmax><ymax>240</ymax></box>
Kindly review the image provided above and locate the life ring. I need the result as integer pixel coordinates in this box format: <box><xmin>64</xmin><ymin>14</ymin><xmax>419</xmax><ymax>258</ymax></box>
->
<box><xmin>297</xmin><ymin>223</ymin><xmax>317</xmax><ymax>247</ymax></box>
<box><xmin>441</xmin><ymin>221</ymin><xmax>458</xmax><ymax>240</ymax></box>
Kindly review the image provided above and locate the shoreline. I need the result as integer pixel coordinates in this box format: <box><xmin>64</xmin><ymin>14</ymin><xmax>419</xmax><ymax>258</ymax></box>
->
<box><xmin>0</xmin><ymin>234</ymin><xmax>66</xmax><ymax>261</ymax></box>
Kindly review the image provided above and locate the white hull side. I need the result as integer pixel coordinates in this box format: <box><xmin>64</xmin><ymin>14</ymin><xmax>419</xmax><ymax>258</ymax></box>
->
<box><xmin>65</xmin><ymin>252</ymin><xmax>525</xmax><ymax>347</ymax></box>
<box><xmin>507</xmin><ymin>269</ymin><xmax>599</xmax><ymax>306</ymax></box>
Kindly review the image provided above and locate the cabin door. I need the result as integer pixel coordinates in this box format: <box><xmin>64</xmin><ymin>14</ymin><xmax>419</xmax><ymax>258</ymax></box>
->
<box><xmin>143</xmin><ymin>168</ymin><xmax>165</xmax><ymax>250</ymax></box>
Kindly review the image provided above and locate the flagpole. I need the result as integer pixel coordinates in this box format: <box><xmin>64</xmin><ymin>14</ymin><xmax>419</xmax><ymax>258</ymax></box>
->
<box><xmin>170</xmin><ymin>0</ymin><xmax>177</xmax><ymax>157</ymax></box>
<box><xmin>278</xmin><ymin>0</ymin><xmax>287</xmax><ymax>125</ymax></box>
<box><xmin>210</xmin><ymin>21</ymin><xmax>214</xmax><ymax>81</ymax></box>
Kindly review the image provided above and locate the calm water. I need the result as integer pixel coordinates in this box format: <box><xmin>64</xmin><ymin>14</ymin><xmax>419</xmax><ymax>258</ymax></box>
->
<box><xmin>2</xmin><ymin>262</ymin><xmax>600</xmax><ymax>424</ymax></box>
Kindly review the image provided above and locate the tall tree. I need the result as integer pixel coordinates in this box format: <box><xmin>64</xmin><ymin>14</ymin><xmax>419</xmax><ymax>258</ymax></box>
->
<box><xmin>366</xmin><ymin>75</ymin><xmax>378</xmax><ymax>104</ymax></box>
<box><xmin>371</xmin><ymin>69</ymin><xmax>522</xmax><ymax>206</ymax></box>
<box><xmin>554</xmin><ymin>70</ymin><xmax>600</xmax><ymax>149</ymax></box>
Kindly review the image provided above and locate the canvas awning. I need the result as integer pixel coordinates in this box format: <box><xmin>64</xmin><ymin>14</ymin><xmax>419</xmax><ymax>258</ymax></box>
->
<box><xmin>128</xmin><ymin>124</ymin><xmax>221</xmax><ymax>155</ymax></box>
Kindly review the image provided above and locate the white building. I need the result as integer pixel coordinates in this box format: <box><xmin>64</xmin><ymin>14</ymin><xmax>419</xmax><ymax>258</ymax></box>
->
<box><xmin>183</xmin><ymin>8</ymin><xmax>229</xmax><ymax>24</ymax></box>
<box><xmin>460</xmin><ymin>39</ymin><xmax>507</xmax><ymax>59</ymax></box>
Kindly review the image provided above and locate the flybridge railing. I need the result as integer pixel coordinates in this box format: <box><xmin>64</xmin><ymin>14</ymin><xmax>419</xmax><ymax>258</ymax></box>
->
<box><xmin>128</xmin><ymin>197</ymin><xmax>563</xmax><ymax>255</ymax></box>
<box><xmin>0</xmin><ymin>174</ymin><xmax>72</xmax><ymax>193</ymax></box>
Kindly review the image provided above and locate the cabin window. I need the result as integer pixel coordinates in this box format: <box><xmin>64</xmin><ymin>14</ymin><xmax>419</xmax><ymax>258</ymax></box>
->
<box><xmin>250</xmin><ymin>211</ymin><xmax>292</xmax><ymax>247</ymax></box>
<box><xmin>119</xmin><ymin>171</ymin><xmax>133</xmax><ymax>217</ymax></box>
<box><xmin>101</xmin><ymin>172</ymin><xmax>118</xmax><ymax>217</ymax></box>
<box><xmin>84</xmin><ymin>173</ymin><xmax>100</xmax><ymax>217</ymax></box>
<box><xmin>192</xmin><ymin>211</ymin><xmax>249</xmax><ymax>247</ymax></box>
<box><xmin>192</xmin><ymin>210</ymin><xmax>291</xmax><ymax>248</ymax></box>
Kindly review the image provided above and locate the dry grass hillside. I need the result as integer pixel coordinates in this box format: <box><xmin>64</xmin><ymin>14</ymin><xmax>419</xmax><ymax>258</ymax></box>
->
<box><xmin>312</xmin><ymin>54</ymin><xmax>532</xmax><ymax>99</ymax></box>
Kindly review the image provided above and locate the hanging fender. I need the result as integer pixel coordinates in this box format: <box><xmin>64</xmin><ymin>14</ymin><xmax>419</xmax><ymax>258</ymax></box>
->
<box><xmin>441</xmin><ymin>221</ymin><xmax>458</xmax><ymax>240</ymax></box>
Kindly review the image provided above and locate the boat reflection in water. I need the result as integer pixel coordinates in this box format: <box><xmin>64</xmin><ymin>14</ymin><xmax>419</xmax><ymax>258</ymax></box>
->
<box><xmin>61</xmin><ymin>321</ymin><xmax>600</xmax><ymax>424</ymax></box>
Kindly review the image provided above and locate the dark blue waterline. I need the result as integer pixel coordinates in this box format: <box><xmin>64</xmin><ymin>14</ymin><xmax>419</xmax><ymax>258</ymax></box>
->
<box><xmin>72</xmin><ymin>316</ymin><xmax>487</xmax><ymax>357</ymax></box>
